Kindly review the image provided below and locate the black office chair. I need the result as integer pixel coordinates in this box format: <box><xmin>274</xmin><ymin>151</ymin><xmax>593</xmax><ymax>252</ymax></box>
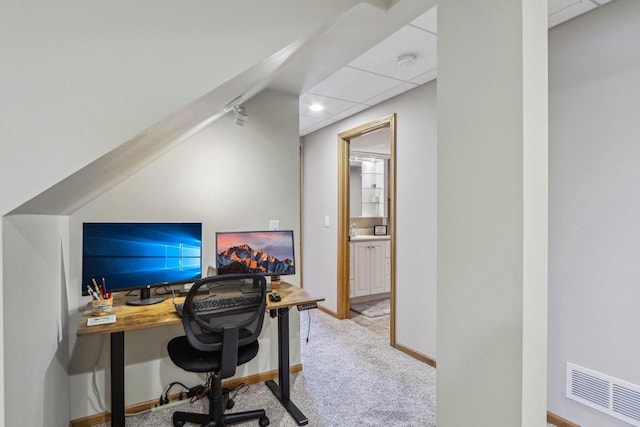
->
<box><xmin>167</xmin><ymin>274</ymin><xmax>270</xmax><ymax>427</ymax></box>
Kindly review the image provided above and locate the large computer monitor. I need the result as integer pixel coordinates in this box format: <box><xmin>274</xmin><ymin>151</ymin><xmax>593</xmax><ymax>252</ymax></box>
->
<box><xmin>82</xmin><ymin>222</ymin><xmax>202</xmax><ymax>305</ymax></box>
<box><xmin>215</xmin><ymin>230</ymin><xmax>295</xmax><ymax>289</ymax></box>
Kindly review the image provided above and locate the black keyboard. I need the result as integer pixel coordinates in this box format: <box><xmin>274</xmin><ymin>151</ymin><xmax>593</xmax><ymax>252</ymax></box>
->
<box><xmin>175</xmin><ymin>294</ymin><xmax>262</xmax><ymax>318</ymax></box>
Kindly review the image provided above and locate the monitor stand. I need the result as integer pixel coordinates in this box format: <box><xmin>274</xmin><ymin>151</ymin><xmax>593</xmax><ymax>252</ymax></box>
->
<box><xmin>126</xmin><ymin>287</ymin><xmax>165</xmax><ymax>306</ymax></box>
<box><xmin>239</xmin><ymin>279</ymin><xmax>273</xmax><ymax>294</ymax></box>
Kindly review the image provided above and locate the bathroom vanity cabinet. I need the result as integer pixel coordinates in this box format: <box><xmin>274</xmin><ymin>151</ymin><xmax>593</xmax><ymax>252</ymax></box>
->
<box><xmin>349</xmin><ymin>237</ymin><xmax>390</xmax><ymax>298</ymax></box>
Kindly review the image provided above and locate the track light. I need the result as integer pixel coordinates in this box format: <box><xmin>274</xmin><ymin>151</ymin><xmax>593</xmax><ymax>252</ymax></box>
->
<box><xmin>233</xmin><ymin>105</ymin><xmax>248</xmax><ymax>126</ymax></box>
<box><xmin>222</xmin><ymin>95</ymin><xmax>243</xmax><ymax>112</ymax></box>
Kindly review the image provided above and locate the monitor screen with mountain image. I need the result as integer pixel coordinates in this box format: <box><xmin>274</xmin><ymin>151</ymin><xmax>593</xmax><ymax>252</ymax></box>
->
<box><xmin>215</xmin><ymin>230</ymin><xmax>295</xmax><ymax>290</ymax></box>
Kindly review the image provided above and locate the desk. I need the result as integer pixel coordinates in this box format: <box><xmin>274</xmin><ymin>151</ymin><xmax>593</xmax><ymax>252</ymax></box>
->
<box><xmin>77</xmin><ymin>282</ymin><xmax>324</xmax><ymax>427</ymax></box>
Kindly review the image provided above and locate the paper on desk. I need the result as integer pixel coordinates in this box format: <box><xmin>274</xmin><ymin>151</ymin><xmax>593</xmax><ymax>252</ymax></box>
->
<box><xmin>87</xmin><ymin>315</ymin><xmax>117</xmax><ymax>326</ymax></box>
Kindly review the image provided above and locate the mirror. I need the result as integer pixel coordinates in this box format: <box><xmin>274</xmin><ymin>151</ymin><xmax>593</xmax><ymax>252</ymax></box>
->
<box><xmin>349</xmin><ymin>128</ymin><xmax>390</xmax><ymax>218</ymax></box>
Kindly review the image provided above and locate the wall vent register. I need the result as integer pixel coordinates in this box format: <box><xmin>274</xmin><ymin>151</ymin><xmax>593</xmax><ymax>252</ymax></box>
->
<box><xmin>567</xmin><ymin>362</ymin><xmax>640</xmax><ymax>426</ymax></box>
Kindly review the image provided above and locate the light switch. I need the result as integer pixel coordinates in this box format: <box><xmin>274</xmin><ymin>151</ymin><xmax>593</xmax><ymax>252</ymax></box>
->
<box><xmin>324</xmin><ymin>216</ymin><xmax>330</xmax><ymax>228</ymax></box>
<box><xmin>269</xmin><ymin>220</ymin><xmax>280</xmax><ymax>230</ymax></box>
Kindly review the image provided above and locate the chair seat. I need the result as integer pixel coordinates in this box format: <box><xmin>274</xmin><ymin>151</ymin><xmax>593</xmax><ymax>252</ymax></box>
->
<box><xmin>168</xmin><ymin>335</ymin><xmax>260</xmax><ymax>373</ymax></box>
<box><xmin>167</xmin><ymin>275</ymin><xmax>269</xmax><ymax>426</ymax></box>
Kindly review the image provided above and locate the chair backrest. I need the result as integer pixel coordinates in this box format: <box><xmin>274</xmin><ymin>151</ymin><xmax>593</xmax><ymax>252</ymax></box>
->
<box><xmin>181</xmin><ymin>273</ymin><xmax>267</xmax><ymax>377</ymax></box>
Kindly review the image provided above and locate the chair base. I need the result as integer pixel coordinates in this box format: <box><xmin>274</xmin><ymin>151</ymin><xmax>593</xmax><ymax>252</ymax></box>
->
<box><xmin>172</xmin><ymin>382</ymin><xmax>269</xmax><ymax>427</ymax></box>
<box><xmin>172</xmin><ymin>408</ymin><xmax>269</xmax><ymax>427</ymax></box>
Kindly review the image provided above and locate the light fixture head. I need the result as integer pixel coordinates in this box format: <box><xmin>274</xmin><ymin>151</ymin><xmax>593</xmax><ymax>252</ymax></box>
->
<box><xmin>233</xmin><ymin>105</ymin><xmax>248</xmax><ymax>126</ymax></box>
<box><xmin>223</xmin><ymin>95</ymin><xmax>244</xmax><ymax>112</ymax></box>
<box><xmin>396</xmin><ymin>53</ymin><xmax>417</xmax><ymax>67</ymax></box>
<box><xmin>309</xmin><ymin>103</ymin><xmax>324</xmax><ymax>112</ymax></box>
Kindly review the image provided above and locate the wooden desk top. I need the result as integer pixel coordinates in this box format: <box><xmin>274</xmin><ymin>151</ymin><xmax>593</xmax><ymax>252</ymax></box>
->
<box><xmin>77</xmin><ymin>282</ymin><xmax>324</xmax><ymax>337</ymax></box>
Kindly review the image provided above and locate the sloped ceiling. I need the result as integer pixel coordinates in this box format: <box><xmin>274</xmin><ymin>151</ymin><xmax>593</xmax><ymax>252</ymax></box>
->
<box><xmin>6</xmin><ymin>0</ymin><xmax>436</xmax><ymax>216</ymax></box>
<box><xmin>10</xmin><ymin>41</ymin><xmax>304</xmax><ymax>215</ymax></box>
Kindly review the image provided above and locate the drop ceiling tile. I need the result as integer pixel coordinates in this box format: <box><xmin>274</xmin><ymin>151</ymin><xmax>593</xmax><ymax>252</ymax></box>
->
<box><xmin>348</xmin><ymin>25</ymin><xmax>437</xmax><ymax>82</ymax></box>
<box><xmin>549</xmin><ymin>0</ymin><xmax>596</xmax><ymax>27</ymax></box>
<box><xmin>307</xmin><ymin>67</ymin><xmax>403</xmax><ymax>103</ymax></box>
<box><xmin>299</xmin><ymin>93</ymin><xmax>359</xmax><ymax>119</ymax></box>
<box><xmin>410</xmin><ymin>68</ymin><xmax>437</xmax><ymax>85</ymax></box>
<box><xmin>410</xmin><ymin>5</ymin><xmax>437</xmax><ymax>34</ymax></box>
<box><xmin>363</xmin><ymin>82</ymin><xmax>418</xmax><ymax>106</ymax></box>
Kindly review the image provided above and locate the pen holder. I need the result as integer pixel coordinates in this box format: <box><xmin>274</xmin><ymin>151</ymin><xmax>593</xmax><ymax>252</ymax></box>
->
<box><xmin>91</xmin><ymin>297</ymin><xmax>113</xmax><ymax>316</ymax></box>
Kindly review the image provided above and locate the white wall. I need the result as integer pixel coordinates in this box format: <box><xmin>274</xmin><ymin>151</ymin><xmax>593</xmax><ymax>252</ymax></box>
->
<box><xmin>302</xmin><ymin>82</ymin><xmax>438</xmax><ymax>359</ymax></box>
<box><xmin>0</xmin><ymin>227</ymin><xmax>3</xmax><ymax>427</ymax></box>
<box><xmin>3</xmin><ymin>215</ymin><xmax>70</xmax><ymax>427</ymax></box>
<box><xmin>548</xmin><ymin>1</ymin><xmax>640</xmax><ymax>425</ymax></box>
<box><xmin>436</xmin><ymin>0</ymin><xmax>548</xmax><ymax>424</ymax></box>
<box><xmin>301</xmin><ymin>124</ymin><xmax>340</xmax><ymax>310</ymax></box>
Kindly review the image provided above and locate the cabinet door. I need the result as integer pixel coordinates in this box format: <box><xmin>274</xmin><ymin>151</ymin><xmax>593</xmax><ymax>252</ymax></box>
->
<box><xmin>384</xmin><ymin>240</ymin><xmax>391</xmax><ymax>292</ymax></box>
<box><xmin>369</xmin><ymin>241</ymin><xmax>386</xmax><ymax>295</ymax></box>
<box><xmin>353</xmin><ymin>242</ymin><xmax>371</xmax><ymax>297</ymax></box>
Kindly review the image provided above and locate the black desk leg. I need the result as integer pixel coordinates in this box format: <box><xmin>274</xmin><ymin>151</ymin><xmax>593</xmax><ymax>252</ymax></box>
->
<box><xmin>110</xmin><ymin>331</ymin><xmax>125</xmax><ymax>427</ymax></box>
<box><xmin>266</xmin><ymin>307</ymin><xmax>308</xmax><ymax>426</ymax></box>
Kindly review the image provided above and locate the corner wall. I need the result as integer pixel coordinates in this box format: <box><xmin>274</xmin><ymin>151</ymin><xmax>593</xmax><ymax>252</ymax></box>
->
<box><xmin>548</xmin><ymin>1</ymin><xmax>640</xmax><ymax>425</ymax></box>
<box><xmin>3</xmin><ymin>215</ymin><xmax>70</xmax><ymax>427</ymax></box>
<box><xmin>302</xmin><ymin>82</ymin><xmax>438</xmax><ymax>359</ymax></box>
<box><xmin>0</xmin><ymin>226</ymin><xmax>3</xmax><ymax>427</ymax></box>
<box><xmin>63</xmin><ymin>90</ymin><xmax>301</xmax><ymax>421</ymax></box>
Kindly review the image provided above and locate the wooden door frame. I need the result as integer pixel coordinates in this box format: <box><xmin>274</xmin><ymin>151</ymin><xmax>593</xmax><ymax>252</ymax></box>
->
<box><xmin>337</xmin><ymin>114</ymin><xmax>396</xmax><ymax>345</ymax></box>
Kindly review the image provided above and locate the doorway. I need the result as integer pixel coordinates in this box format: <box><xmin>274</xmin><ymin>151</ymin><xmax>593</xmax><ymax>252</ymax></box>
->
<box><xmin>337</xmin><ymin>114</ymin><xmax>396</xmax><ymax>345</ymax></box>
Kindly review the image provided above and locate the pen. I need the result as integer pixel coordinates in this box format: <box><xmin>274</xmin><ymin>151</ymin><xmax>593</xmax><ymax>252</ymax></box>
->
<box><xmin>102</xmin><ymin>277</ymin><xmax>111</xmax><ymax>299</ymax></box>
<box><xmin>87</xmin><ymin>285</ymin><xmax>100</xmax><ymax>300</ymax></box>
<box><xmin>92</xmin><ymin>278</ymin><xmax>103</xmax><ymax>299</ymax></box>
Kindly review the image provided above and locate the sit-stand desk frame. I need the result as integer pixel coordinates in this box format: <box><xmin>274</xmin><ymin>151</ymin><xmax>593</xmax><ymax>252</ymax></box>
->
<box><xmin>76</xmin><ymin>282</ymin><xmax>323</xmax><ymax>427</ymax></box>
<box><xmin>266</xmin><ymin>306</ymin><xmax>307</xmax><ymax>424</ymax></box>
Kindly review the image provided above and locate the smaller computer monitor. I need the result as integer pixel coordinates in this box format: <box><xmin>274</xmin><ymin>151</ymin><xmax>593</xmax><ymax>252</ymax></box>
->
<box><xmin>215</xmin><ymin>230</ymin><xmax>295</xmax><ymax>283</ymax></box>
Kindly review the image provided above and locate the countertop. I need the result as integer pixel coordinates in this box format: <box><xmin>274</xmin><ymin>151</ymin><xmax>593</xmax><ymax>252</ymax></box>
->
<box><xmin>348</xmin><ymin>235</ymin><xmax>391</xmax><ymax>241</ymax></box>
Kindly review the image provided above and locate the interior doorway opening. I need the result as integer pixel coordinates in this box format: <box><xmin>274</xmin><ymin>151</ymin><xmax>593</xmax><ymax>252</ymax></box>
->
<box><xmin>337</xmin><ymin>114</ymin><xmax>396</xmax><ymax>345</ymax></box>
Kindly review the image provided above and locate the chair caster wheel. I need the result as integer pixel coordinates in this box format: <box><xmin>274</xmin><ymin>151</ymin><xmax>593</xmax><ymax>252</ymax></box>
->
<box><xmin>174</xmin><ymin>422</ymin><xmax>184</xmax><ymax>427</ymax></box>
<box><xmin>226</xmin><ymin>399</ymin><xmax>235</xmax><ymax>409</ymax></box>
<box><xmin>259</xmin><ymin>416</ymin><xmax>270</xmax><ymax>426</ymax></box>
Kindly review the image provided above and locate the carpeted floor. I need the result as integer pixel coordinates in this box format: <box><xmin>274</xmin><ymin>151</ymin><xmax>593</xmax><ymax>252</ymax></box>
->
<box><xmin>94</xmin><ymin>309</ymin><xmax>557</xmax><ymax>427</ymax></box>
<box><xmin>99</xmin><ymin>309</ymin><xmax>436</xmax><ymax>426</ymax></box>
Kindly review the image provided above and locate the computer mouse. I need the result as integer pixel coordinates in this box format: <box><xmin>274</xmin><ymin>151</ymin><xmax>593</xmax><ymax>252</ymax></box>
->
<box><xmin>269</xmin><ymin>293</ymin><xmax>281</xmax><ymax>302</ymax></box>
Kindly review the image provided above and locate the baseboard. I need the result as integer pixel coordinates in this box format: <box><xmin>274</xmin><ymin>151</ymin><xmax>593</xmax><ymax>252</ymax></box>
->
<box><xmin>317</xmin><ymin>304</ymin><xmax>338</xmax><ymax>318</ymax></box>
<box><xmin>393</xmin><ymin>342</ymin><xmax>436</xmax><ymax>368</ymax></box>
<box><xmin>547</xmin><ymin>411</ymin><xmax>580</xmax><ymax>427</ymax></box>
<box><xmin>69</xmin><ymin>364</ymin><xmax>303</xmax><ymax>427</ymax></box>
